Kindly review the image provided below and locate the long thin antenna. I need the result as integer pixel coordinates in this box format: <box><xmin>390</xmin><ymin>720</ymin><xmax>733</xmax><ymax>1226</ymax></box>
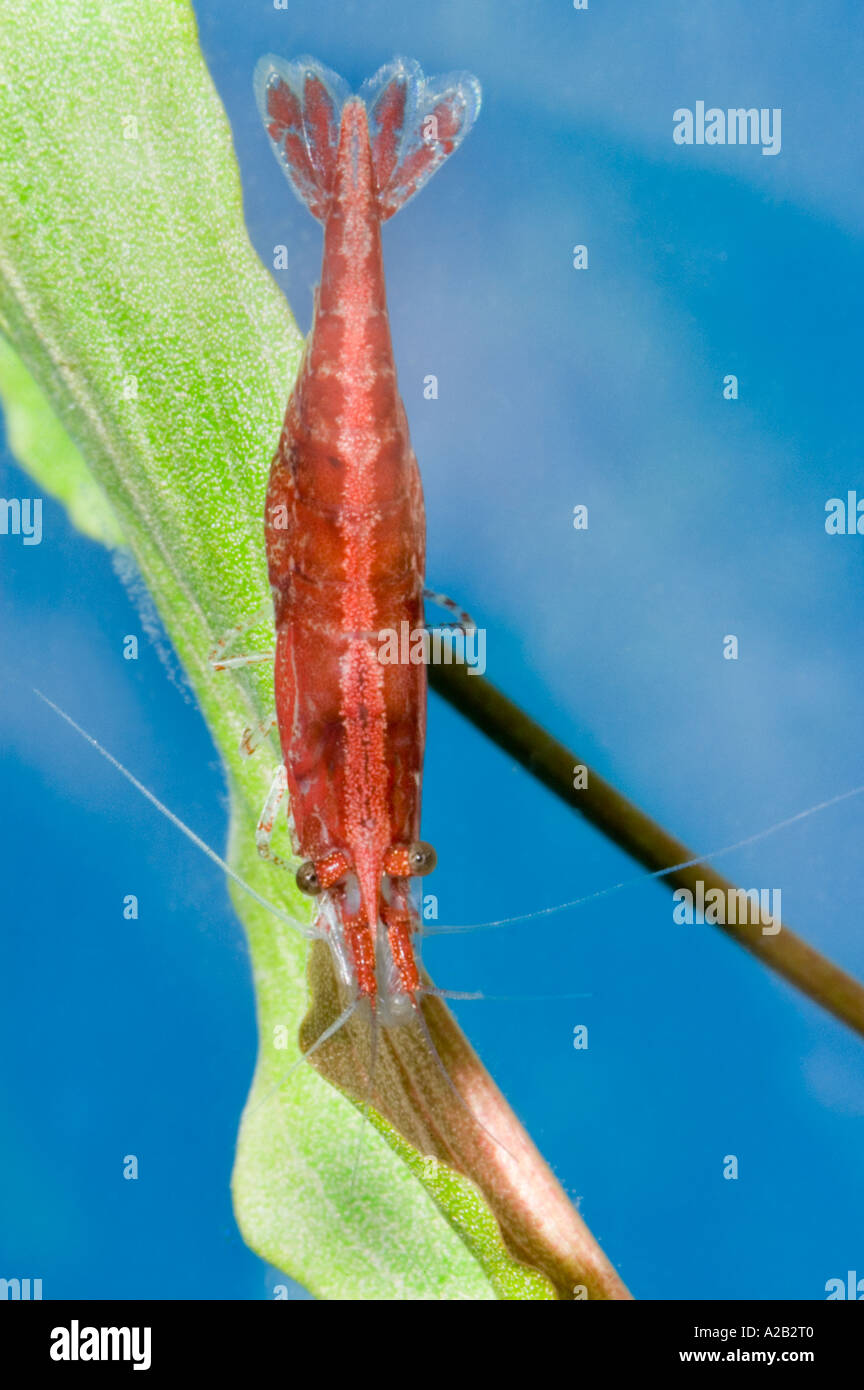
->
<box><xmin>428</xmin><ymin>664</ymin><xmax>864</xmax><ymax>1042</ymax></box>
<box><xmin>34</xmin><ymin>689</ymin><xmax>315</xmax><ymax>940</ymax></box>
<box><xmin>410</xmin><ymin>998</ymin><xmax>518</xmax><ymax>1165</ymax></box>
<box><xmin>427</xmin><ymin>782</ymin><xmax>864</xmax><ymax>935</ymax></box>
<box><xmin>424</xmin><ymin>989</ymin><xmax>592</xmax><ymax>1002</ymax></box>
<box><xmin>421</xmin><ymin>986</ymin><xmax>484</xmax><ymax>1000</ymax></box>
<box><xmin>348</xmin><ymin>1007</ymin><xmax>380</xmax><ymax>1199</ymax></box>
<box><xmin>245</xmin><ymin>999</ymin><xmax>360</xmax><ymax>1121</ymax></box>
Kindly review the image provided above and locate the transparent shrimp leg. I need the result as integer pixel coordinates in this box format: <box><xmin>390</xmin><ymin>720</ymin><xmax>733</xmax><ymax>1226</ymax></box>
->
<box><xmin>212</xmin><ymin>650</ymin><xmax>274</xmax><ymax>672</ymax></box>
<box><xmin>255</xmin><ymin>763</ymin><xmax>293</xmax><ymax>869</ymax></box>
<box><xmin>240</xmin><ymin>711</ymin><xmax>277</xmax><ymax>758</ymax></box>
<box><xmin>423</xmin><ymin>587</ymin><xmax>476</xmax><ymax>632</ymax></box>
<box><xmin>209</xmin><ymin>603</ymin><xmax>274</xmax><ymax>671</ymax></box>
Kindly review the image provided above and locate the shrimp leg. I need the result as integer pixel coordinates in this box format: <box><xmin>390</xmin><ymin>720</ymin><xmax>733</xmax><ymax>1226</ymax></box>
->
<box><xmin>255</xmin><ymin>763</ymin><xmax>294</xmax><ymax>867</ymax></box>
<box><xmin>209</xmin><ymin>604</ymin><xmax>274</xmax><ymax>671</ymax></box>
<box><xmin>240</xmin><ymin>712</ymin><xmax>278</xmax><ymax>758</ymax></box>
<box><xmin>423</xmin><ymin>587</ymin><xmax>476</xmax><ymax>632</ymax></box>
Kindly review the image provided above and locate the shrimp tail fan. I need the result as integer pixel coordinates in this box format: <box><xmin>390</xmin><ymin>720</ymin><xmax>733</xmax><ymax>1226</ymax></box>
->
<box><xmin>254</xmin><ymin>54</ymin><xmax>482</xmax><ymax>223</ymax></box>
<box><xmin>254</xmin><ymin>55</ymin><xmax>351</xmax><ymax>221</ymax></box>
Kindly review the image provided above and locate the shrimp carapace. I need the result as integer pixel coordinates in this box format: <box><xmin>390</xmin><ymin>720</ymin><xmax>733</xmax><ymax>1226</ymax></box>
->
<box><xmin>254</xmin><ymin>55</ymin><xmax>481</xmax><ymax>1020</ymax></box>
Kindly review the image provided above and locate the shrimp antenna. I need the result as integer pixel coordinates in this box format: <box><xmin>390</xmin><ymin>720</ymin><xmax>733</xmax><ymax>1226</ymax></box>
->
<box><xmin>411</xmin><ymin>994</ymin><xmax>519</xmax><ymax>1165</ymax></box>
<box><xmin>426</xmin><ymin>779</ymin><xmax>864</xmax><ymax>935</ymax></box>
<box><xmin>245</xmin><ymin>998</ymin><xmax>361</xmax><ymax>1121</ymax></box>
<box><xmin>423</xmin><ymin>986</ymin><xmax>484</xmax><ymax>1001</ymax></box>
<box><xmin>347</xmin><ymin>1007</ymin><xmax>380</xmax><ymax>1199</ymax></box>
<box><xmin>33</xmin><ymin>689</ymin><xmax>317</xmax><ymax>940</ymax></box>
<box><xmin>426</xmin><ymin>987</ymin><xmax>592</xmax><ymax>1002</ymax></box>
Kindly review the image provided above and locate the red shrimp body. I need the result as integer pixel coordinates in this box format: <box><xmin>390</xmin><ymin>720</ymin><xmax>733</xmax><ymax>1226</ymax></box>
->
<box><xmin>256</xmin><ymin>55</ymin><xmax>481</xmax><ymax>1015</ymax></box>
<box><xmin>266</xmin><ymin>102</ymin><xmax>424</xmax><ymax>1006</ymax></box>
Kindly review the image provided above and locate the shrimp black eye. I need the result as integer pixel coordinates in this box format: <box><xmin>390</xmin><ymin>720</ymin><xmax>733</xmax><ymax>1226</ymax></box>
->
<box><xmin>409</xmin><ymin>841</ymin><xmax>437</xmax><ymax>876</ymax></box>
<box><xmin>383</xmin><ymin>841</ymin><xmax>437</xmax><ymax>878</ymax></box>
<box><xmin>296</xmin><ymin>861</ymin><xmax>321</xmax><ymax>895</ymax></box>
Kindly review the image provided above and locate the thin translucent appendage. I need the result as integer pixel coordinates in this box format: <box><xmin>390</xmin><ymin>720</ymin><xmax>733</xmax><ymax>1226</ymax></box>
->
<box><xmin>421</xmin><ymin>986</ymin><xmax>483</xmax><ymax>1002</ymax></box>
<box><xmin>241</xmin><ymin>712</ymin><xmax>278</xmax><ymax>758</ymax></box>
<box><xmin>34</xmin><ymin>691</ymin><xmax>317</xmax><ymax>940</ymax></box>
<box><xmin>347</xmin><ymin>1008</ymin><xmax>380</xmax><ymax>1199</ymax></box>
<box><xmin>318</xmin><ymin>893</ymin><xmax>358</xmax><ymax>991</ymax></box>
<box><xmin>245</xmin><ymin>999</ymin><xmax>360</xmax><ymax>1122</ymax></box>
<box><xmin>423</xmin><ymin>986</ymin><xmax>592</xmax><ymax>1003</ymax></box>
<box><xmin>408</xmin><ymin>997</ymin><xmax>518</xmax><ymax>1165</ymax></box>
<box><xmin>284</xmin><ymin>802</ymin><xmax>300</xmax><ymax>857</ymax></box>
<box><xmin>211</xmin><ymin>652</ymin><xmax>274</xmax><ymax>671</ymax></box>
<box><xmin>255</xmin><ymin>764</ymin><xmax>291</xmax><ymax>870</ymax></box>
<box><xmin>423</xmin><ymin>587</ymin><xmax>475</xmax><ymax>632</ymax></box>
<box><xmin>425</xmin><ymin>779</ymin><xmax>864</xmax><ymax>937</ymax></box>
<box><xmin>209</xmin><ymin>604</ymin><xmax>273</xmax><ymax>671</ymax></box>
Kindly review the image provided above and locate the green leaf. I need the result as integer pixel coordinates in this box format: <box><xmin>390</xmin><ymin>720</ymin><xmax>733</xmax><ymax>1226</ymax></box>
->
<box><xmin>0</xmin><ymin>0</ymin><xmax>555</xmax><ymax>1298</ymax></box>
<box><xmin>0</xmin><ymin>336</ymin><xmax>122</xmax><ymax>546</ymax></box>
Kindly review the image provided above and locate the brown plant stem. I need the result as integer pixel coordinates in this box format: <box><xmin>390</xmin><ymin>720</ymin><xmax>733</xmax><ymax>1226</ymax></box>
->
<box><xmin>429</xmin><ymin>663</ymin><xmax>864</xmax><ymax>1041</ymax></box>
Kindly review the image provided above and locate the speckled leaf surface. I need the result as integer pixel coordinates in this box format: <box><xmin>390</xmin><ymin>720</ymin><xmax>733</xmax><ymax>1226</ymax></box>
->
<box><xmin>0</xmin><ymin>0</ymin><xmax>552</xmax><ymax>1299</ymax></box>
